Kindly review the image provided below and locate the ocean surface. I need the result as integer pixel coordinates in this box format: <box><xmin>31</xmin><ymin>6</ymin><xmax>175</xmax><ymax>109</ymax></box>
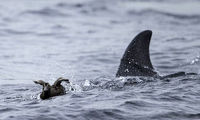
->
<box><xmin>1</xmin><ymin>0</ymin><xmax>200</xmax><ymax>120</ymax></box>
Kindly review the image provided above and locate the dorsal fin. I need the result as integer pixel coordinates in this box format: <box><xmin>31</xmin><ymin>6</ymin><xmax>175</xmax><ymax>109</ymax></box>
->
<box><xmin>116</xmin><ymin>30</ymin><xmax>157</xmax><ymax>77</ymax></box>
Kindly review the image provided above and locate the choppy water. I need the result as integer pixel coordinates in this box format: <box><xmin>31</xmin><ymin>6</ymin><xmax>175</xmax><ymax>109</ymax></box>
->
<box><xmin>1</xmin><ymin>0</ymin><xmax>200</xmax><ymax>120</ymax></box>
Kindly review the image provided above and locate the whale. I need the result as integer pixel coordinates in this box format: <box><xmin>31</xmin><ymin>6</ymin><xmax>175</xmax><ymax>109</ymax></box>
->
<box><xmin>116</xmin><ymin>30</ymin><xmax>197</xmax><ymax>78</ymax></box>
<box><xmin>116</xmin><ymin>30</ymin><xmax>157</xmax><ymax>77</ymax></box>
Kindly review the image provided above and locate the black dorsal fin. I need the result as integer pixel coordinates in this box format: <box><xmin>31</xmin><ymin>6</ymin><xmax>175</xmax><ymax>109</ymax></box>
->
<box><xmin>116</xmin><ymin>30</ymin><xmax>157</xmax><ymax>77</ymax></box>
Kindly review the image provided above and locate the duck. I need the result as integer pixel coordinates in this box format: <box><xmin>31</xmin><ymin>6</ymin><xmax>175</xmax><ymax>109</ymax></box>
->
<box><xmin>34</xmin><ymin>77</ymin><xmax>70</xmax><ymax>100</ymax></box>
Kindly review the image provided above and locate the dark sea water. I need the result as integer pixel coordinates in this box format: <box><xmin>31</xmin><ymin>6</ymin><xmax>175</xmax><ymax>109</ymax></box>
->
<box><xmin>1</xmin><ymin>0</ymin><xmax>200</xmax><ymax>120</ymax></box>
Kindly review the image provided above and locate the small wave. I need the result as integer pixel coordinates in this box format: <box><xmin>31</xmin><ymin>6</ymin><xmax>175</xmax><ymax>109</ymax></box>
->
<box><xmin>80</xmin><ymin>109</ymin><xmax>126</xmax><ymax>120</ymax></box>
<box><xmin>0</xmin><ymin>107</ymin><xmax>19</xmax><ymax>113</ymax></box>
<box><xmin>159</xmin><ymin>94</ymin><xmax>184</xmax><ymax>102</ymax></box>
<box><xmin>166</xmin><ymin>37</ymin><xmax>187</xmax><ymax>42</ymax></box>
<box><xmin>56</xmin><ymin>2</ymin><xmax>84</xmax><ymax>9</ymax></box>
<box><xmin>56</xmin><ymin>1</ymin><xmax>111</xmax><ymax>16</ymax></box>
<box><xmin>151</xmin><ymin>112</ymin><xmax>200</xmax><ymax>120</ymax></box>
<box><xmin>22</xmin><ymin>7</ymin><xmax>70</xmax><ymax>17</ymax></box>
<box><xmin>122</xmin><ymin>100</ymin><xmax>155</xmax><ymax>108</ymax></box>
<box><xmin>0</xmin><ymin>28</ymin><xmax>33</xmax><ymax>35</ymax></box>
<box><xmin>128</xmin><ymin>9</ymin><xmax>200</xmax><ymax>20</ymax></box>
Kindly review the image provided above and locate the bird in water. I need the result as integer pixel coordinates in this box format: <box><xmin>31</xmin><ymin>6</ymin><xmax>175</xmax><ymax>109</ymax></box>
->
<box><xmin>34</xmin><ymin>77</ymin><xmax>70</xmax><ymax>100</ymax></box>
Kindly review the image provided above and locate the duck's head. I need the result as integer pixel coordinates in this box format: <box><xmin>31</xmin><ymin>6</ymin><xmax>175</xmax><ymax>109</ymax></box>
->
<box><xmin>34</xmin><ymin>80</ymin><xmax>51</xmax><ymax>99</ymax></box>
<box><xmin>41</xmin><ymin>82</ymin><xmax>51</xmax><ymax>99</ymax></box>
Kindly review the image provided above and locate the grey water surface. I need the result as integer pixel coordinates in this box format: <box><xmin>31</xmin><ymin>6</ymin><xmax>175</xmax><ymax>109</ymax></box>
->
<box><xmin>1</xmin><ymin>0</ymin><xmax>200</xmax><ymax>120</ymax></box>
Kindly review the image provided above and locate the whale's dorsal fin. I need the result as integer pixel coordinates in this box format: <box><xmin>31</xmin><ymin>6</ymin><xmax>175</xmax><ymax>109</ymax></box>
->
<box><xmin>116</xmin><ymin>30</ymin><xmax>157</xmax><ymax>77</ymax></box>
